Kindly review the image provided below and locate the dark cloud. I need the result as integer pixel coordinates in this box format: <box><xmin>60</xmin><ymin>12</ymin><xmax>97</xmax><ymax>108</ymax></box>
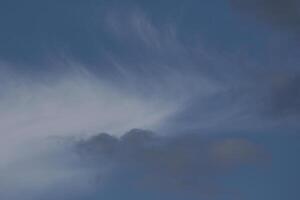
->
<box><xmin>229</xmin><ymin>0</ymin><xmax>300</xmax><ymax>33</ymax></box>
<box><xmin>76</xmin><ymin>129</ymin><xmax>267</xmax><ymax>199</ymax></box>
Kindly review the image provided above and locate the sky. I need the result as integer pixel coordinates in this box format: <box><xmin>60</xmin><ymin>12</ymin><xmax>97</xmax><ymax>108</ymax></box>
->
<box><xmin>0</xmin><ymin>0</ymin><xmax>300</xmax><ymax>199</ymax></box>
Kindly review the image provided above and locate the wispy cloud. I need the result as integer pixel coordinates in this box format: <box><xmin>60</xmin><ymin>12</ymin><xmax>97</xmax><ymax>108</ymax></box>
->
<box><xmin>0</xmin><ymin>3</ymin><xmax>299</xmax><ymax>199</ymax></box>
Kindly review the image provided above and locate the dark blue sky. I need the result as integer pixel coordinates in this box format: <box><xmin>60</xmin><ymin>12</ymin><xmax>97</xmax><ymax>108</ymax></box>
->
<box><xmin>0</xmin><ymin>0</ymin><xmax>297</xmax><ymax>69</ymax></box>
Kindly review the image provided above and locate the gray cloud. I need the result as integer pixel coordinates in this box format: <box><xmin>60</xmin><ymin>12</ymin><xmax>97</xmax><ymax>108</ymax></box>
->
<box><xmin>0</xmin><ymin>129</ymin><xmax>267</xmax><ymax>200</ymax></box>
<box><xmin>76</xmin><ymin>129</ymin><xmax>267</xmax><ymax>199</ymax></box>
<box><xmin>0</xmin><ymin>137</ymin><xmax>100</xmax><ymax>200</ymax></box>
<box><xmin>1</xmin><ymin>4</ymin><xmax>299</xmax><ymax>137</ymax></box>
<box><xmin>0</xmin><ymin>2</ymin><xmax>299</xmax><ymax>199</ymax></box>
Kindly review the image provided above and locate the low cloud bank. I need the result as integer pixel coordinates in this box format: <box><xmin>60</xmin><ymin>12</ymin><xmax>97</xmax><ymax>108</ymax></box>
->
<box><xmin>75</xmin><ymin>129</ymin><xmax>267</xmax><ymax>199</ymax></box>
<box><xmin>0</xmin><ymin>129</ymin><xmax>268</xmax><ymax>200</ymax></box>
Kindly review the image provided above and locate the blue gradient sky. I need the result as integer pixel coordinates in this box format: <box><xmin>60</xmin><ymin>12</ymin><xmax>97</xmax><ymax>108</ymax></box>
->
<box><xmin>0</xmin><ymin>0</ymin><xmax>300</xmax><ymax>199</ymax></box>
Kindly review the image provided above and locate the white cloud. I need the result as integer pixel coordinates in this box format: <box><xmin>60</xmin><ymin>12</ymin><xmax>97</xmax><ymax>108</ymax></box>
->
<box><xmin>0</xmin><ymin>64</ymin><xmax>182</xmax><ymax>166</ymax></box>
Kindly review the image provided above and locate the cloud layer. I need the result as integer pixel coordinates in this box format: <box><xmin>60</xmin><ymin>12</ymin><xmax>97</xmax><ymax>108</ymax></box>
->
<box><xmin>0</xmin><ymin>2</ymin><xmax>299</xmax><ymax>199</ymax></box>
<box><xmin>0</xmin><ymin>129</ymin><xmax>268</xmax><ymax>200</ymax></box>
<box><xmin>75</xmin><ymin>129</ymin><xmax>267</xmax><ymax>199</ymax></box>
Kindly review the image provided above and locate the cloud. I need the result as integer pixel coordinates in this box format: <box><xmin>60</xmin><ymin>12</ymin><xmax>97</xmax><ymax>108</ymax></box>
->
<box><xmin>75</xmin><ymin>129</ymin><xmax>267</xmax><ymax>199</ymax></box>
<box><xmin>0</xmin><ymin>63</ymin><xmax>185</xmax><ymax>171</ymax></box>
<box><xmin>0</xmin><ymin>137</ymin><xmax>103</xmax><ymax>200</ymax></box>
<box><xmin>0</xmin><ymin>4</ymin><xmax>298</xmax><ymax>145</ymax></box>
<box><xmin>103</xmin><ymin>8</ymin><xmax>300</xmax><ymax>131</ymax></box>
<box><xmin>0</xmin><ymin>3</ymin><xmax>299</xmax><ymax>200</ymax></box>
<box><xmin>0</xmin><ymin>128</ymin><xmax>267</xmax><ymax>199</ymax></box>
